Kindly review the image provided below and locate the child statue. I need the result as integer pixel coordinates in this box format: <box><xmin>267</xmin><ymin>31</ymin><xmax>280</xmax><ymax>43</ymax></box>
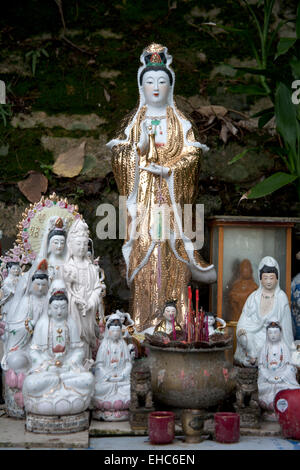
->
<box><xmin>22</xmin><ymin>284</ymin><xmax>95</xmax><ymax>416</ymax></box>
<box><xmin>93</xmin><ymin>313</ymin><xmax>133</xmax><ymax>421</ymax></box>
<box><xmin>228</xmin><ymin>259</ymin><xmax>258</xmax><ymax>322</ymax></box>
<box><xmin>63</xmin><ymin>218</ymin><xmax>105</xmax><ymax>358</ymax></box>
<box><xmin>152</xmin><ymin>300</ymin><xmax>182</xmax><ymax>336</ymax></box>
<box><xmin>258</xmin><ymin>322</ymin><xmax>299</xmax><ymax>420</ymax></box>
<box><xmin>107</xmin><ymin>43</ymin><xmax>216</xmax><ymax>332</ymax></box>
<box><xmin>234</xmin><ymin>256</ymin><xmax>295</xmax><ymax>367</ymax></box>
<box><xmin>205</xmin><ymin>312</ymin><xmax>226</xmax><ymax>336</ymax></box>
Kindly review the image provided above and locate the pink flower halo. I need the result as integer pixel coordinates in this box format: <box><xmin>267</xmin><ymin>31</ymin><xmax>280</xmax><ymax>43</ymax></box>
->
<box><xmin>22</xmin><ymin>220</ymin><xmax>30</xmax><ymax>229</ymax></box>
<box><xmin>58</xmin><ymin>200</ymin><xmax>66</xmax><ymax>208</ymax></box>
<box><xmin>44</xmin><ymin>199</ymin><xmax>53</xmax><ymax>208</ymax></box>
<box><xmin>36</xmin><ymin>202</ymin><xmax>43</xmax><ymax>211</ymax></box>
<box><xmin>27</xmin><ymin>210</ymin><xmax>35</xmax><ymax>219</ymax></box>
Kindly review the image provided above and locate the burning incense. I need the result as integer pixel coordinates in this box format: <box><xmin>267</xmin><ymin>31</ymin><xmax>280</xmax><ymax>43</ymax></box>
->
<box><xmin>171</xmin><ymin>314</ymin><xmax>177</xmax><ymax>341</ymax></box>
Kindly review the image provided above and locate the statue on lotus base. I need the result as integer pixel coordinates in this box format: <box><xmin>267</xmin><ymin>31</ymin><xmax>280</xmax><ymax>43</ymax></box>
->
<box><xmin>23</xmin><ymin>282</ymin><xmax>95</xmax><ymax>416</ymax></box>
<box><xmin>92</xmin><ymin>313</ymin><xmax>133</xmax><ymax>421</ymax></box>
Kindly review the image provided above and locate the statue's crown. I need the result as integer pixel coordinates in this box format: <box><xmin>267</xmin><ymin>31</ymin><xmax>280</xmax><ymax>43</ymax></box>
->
<box><xmin>140</xmin><ymin>43</ymin><xmax>173</xmax><ymax>69</ymax></box>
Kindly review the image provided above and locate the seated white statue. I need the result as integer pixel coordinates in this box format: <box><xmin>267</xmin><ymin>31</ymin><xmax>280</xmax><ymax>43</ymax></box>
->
<box><xmin>234</xmin><ymin>256</ymin><xmax>295</xmax><ymax>367</ymax></box>
<box><xmin>2</xmin><ymin>260</ymin><xmax>49</xmax><ymax>374</ymax></box>
<box><xmin>23</xmin><ymin>285</ymin><xmax>95</xmax><ymax>416</ymax></box>
<box><xmin>258</xmin><ymin>322</ymin><xmax>299</xmax><ymax>414</ymax></box>
<box><xmin>93</xmin><ymin>313</ymin><xmax>132</xmax><ymax>421</ymax></box>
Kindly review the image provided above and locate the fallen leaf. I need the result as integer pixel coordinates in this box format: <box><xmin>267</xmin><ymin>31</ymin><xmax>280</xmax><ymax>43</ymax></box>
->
<box><xmin>17</xmin><ymin>171</ymin><xmax>48</xmax><ymax>203</ymax></box>
<box><xmin>220</xmin><ymin>124</ymin><xmax>228</xmax><ymax>143</ymax></box>
<box><xmin>238</xmin><ymin>190</ymin><xmax>251</xmax><ymax>204</ymax></box>
<box><xmin>53</xmin><ymin>141</ymin><xmax>86</xmax><ymax>178</ymax></box>
<box><xmin>103</xmin><ymin>88</ymin><xmax>111</xmax><ymax>102</ymax></box>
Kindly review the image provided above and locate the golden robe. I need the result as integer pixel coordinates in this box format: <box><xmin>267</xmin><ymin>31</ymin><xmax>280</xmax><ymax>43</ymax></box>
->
<box><xmin>111</xmin><ymin>105</ymin><xmax>210</xmax><ymax>331</ymax></box>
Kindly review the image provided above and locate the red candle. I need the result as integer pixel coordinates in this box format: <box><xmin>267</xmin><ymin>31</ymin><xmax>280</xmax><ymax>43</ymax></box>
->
<box><xmin>195</xmin><ymin>289</ymin><xmax>199</xmax><ymax>341</ymax></box>
<box><xmin>187</xmin><ymin>286</ymin><xmax>192</xmax><ymax>343</ymax></box>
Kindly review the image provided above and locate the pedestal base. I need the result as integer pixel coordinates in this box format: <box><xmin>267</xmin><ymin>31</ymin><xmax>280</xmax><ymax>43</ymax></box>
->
<box><xmin>26</xmin><ymin>412</ymin><xmax>89</xmax><ymax>434</ymax></box>
<box><xmin>92</xmin><ymin>409</ymin><xmax>129</xmax><ymax>422</ymax></box>
<box><xmin>129</xmin><ymin>407</ymin><xmax>155</xmax><ymax>431</ymax></box>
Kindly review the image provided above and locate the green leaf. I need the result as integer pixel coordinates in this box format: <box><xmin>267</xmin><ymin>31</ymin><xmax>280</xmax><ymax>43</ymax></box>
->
<box><xmin>297</xmin><ymin>3</ymin><xmax>300</xmax><ymax>39</ymax></box>
<box><xmin>228</xmin><ymin>84</ymin><xmax>268</xmax><ymax>95</ymax></box>
<box><xmin>247</xmin><ymin>172</ymin><xmax>298</xmax><ymax>199</ymax></box>
<box><xmin>275</xmin><ymin>82</ymin><xmax>300</xmax><ymax>152</ymax></box>
<box><xmin>258</xmin><ymin>111</ymin><xmax>274</xmax><ymax>128</ymax></box>
<box><xmin>275</xmin><ymin>38</ymin><xmax>297</xmax><ymax>60</ymax></box>
<box><xmin>251</xmin><ymin>106</ymin><xmax>274</xmax><ymax>119</ymax></box>
<box><xmin>228</xmin><ymin>148</ymin><xmax>256</xmax><ymax>165</ymax></box>
<box><xmin>290</xmin><ymin>58</ymin><xmax>300</xmax><ymax>79</ymax></box>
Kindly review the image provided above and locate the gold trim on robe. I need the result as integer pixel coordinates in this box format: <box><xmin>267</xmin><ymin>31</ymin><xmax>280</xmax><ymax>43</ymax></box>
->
<box><xmin>111</xmin><ymin>105</ymin><xmax>210</xmax><ymax>331</ymax></box>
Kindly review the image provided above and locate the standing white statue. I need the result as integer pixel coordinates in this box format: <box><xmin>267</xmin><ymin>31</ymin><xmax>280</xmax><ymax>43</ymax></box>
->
<box><xmin>39</xmin><ymin>216</ymin><xmax>68</xmax><ymax>283</ymax></box>
<box><xmin>93</xmin><ymin>313</ymin><xmax>133</xmax><ymax>421</ymax></box>
<box><xmin>23</xmin><ymin>283</ymin><xmax>95</xmax><ymax>417</ymax></box>
<box><xmin>63</xmin><ymin>219</ymin><xmax>105</xmax><ymax>358</ymax></box>
<box><xmin>0</xmin><ymin>262</ymin><xmax>22</xmax><ymax>317</ymax></box>
<box><xmin>234</xmin><ymin>256</ymin><xmax>295</xmax><ymax>367</ymax></box>
<box><xmin>258</xmin><ymin>321</ymin><xmax>299</xmax><ymax>419</ymax></box>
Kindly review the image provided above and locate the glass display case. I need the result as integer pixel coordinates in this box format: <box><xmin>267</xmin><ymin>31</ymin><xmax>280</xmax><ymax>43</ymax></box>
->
<box><xmin>209</xmin><ymin>216</ymin><xmax>300</xmax><ymax>323</ymax></box>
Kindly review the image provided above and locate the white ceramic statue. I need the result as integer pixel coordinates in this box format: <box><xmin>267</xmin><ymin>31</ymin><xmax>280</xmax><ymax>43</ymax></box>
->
<box><xmin>234</xmin><ymin>256</ymin><xmax>295</xmax><ymax>367</ymax></box>
<box><xmin>291</xmin><ymin>256</ymin><xmax>300</xmax><ymax>340</ymax></box>
<box><xmin>41</xmin><ymin>216</ymin><xmax>68</xmax><ymax>283</ymax></box>
<box><xmin>258</xmin><ymin>322</ymin><xmax>299</xmax><ymax>418</ymax></box>
<box><xmin>1</xmin><ymin>260</ymin><xmax>49</xmax><ymax>416</ymax></box>
<box><xmin>93</xmin><ymin>313</ymin><xmax>133</xmax><ymax>421</ymax></box>
<box><xmin>0</xmin><ymin>262</ymin><xmax>22</xmax><ymax>317</ymax></box>
<box><xmin>23</xmin><ymin>282</ymin><xmax>95</xmax><ymax>416</ymax></box>
<box><xmin>63</xmin><ymin>218</ymin><xmax>105</xmax><ymax>358</ymax></box>
<box><xmin>206</xmin><ymin>312</ymin><xmax>226</xmax><ymax>336</ymax></box>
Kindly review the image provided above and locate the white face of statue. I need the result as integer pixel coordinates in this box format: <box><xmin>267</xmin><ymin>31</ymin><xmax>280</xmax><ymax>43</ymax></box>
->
<box><xmin>70</xmin><ymin>235</ymin><xmax>89</xmax><ymax>258</ymax></box>
<box><xmin>108</xmin><ymin>325</ymin><xmax>121</xmax><ymax>342</ymax></box>
<box><xmin>9</xmin><ymin>264</ymin><xmax>21</xmax><ymax>277</ymax></box>
<box><xmin>267</xmin><ymin>327</ymin><xmax>281</xmax><ymax>343</ymax></box>
<box><xmin>49</xmin><ymin>235</ymin><xmax>65</xmax><ymax>256</ymax></box>
<box><xmin>261</xmin><ymin>272</ymin><xmax>278</xmax><ymax>291</ymax></box>
<box><xmin>32</xmin><ymin>277</ymin><xmax>48</xmax><ymax>297</ymax></box>
<box><xmin>207</xmin><ymin>316</ymin><xmax>215</xmax><ymax>327</ymax></box>
<box><xmin>142</xmin><ymin>70</ymin><xmax>170</xmax><ymax>107</ymax></box>
<box><xmin>163</xmin><ymin>306</ymin><xmax>177</xmax><ymax>322</ymax></box>
<box><xmin>49</xmin><ymin>299</ymin><xmax>68</xmax><ymax>321</ymax></box>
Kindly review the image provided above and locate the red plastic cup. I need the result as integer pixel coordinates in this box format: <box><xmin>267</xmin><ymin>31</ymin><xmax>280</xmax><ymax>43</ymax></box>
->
<box><xmin>274</xmin><ymin>389</ymin><xmax>300</xmax><ymax>439</ymax></box>
<box><xmin>148</xmin><ymin>411</ymin><xmax>175</xmax><ymax>445</ymax></box>
<box><xmin>214</xmin><ymin>412</ymin><xmax>240</xmax><ymax>443</ymax></box>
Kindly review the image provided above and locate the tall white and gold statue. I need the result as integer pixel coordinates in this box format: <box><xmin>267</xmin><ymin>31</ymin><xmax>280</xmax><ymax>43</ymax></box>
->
<box><xmin>107</xmin><ymin>43</ymin><xmax>216</xmax><ymax>331</ymax></box>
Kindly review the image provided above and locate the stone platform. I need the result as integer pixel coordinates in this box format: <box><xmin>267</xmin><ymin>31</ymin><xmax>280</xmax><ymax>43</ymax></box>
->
<box><xmin>0</xmin><ymin>415</ymin><xmax>89</xmax><ymax>448</ymax></box>
<box><xmin>0</xmin><ymin>408</ymin><xmax>283</xmax><ymax>448</ymax></box>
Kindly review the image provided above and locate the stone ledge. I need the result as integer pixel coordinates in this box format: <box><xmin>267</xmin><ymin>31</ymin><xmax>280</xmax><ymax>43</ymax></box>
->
<box><xmin>0</xmin><ymin>415</ymin><xmax>89</xmax><ymax>448</ymax></box>
<box><xmin>89</xmin><ymin>419</ymin><xmax>182</xmax><ymax>437</ymax></box>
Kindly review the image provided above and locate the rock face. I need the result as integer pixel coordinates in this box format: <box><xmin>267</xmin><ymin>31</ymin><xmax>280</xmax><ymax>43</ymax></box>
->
<box><xmin>200</xmin><ymin>141</ymin><xmax>274</xmax><ymax>184</ymax></box>
<box><xmin>41</xmin><ymin>135</ymin><xmax>112</xmax><ymax>180</ymax></box>
<box><xmin>12</xmin><ymin>112</ymin><xmax>106</xmax><ymax>130</ymax></box>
